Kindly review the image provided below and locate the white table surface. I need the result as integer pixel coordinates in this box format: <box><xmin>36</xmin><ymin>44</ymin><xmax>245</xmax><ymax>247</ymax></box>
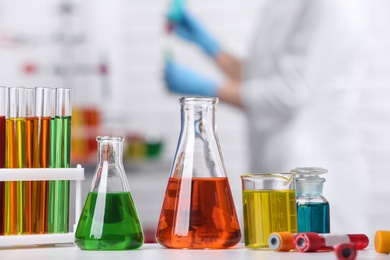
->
<box><xmin>0</xmin><ymin>243</ymin><xmax>388</xmax><ymax>260</ymax></box>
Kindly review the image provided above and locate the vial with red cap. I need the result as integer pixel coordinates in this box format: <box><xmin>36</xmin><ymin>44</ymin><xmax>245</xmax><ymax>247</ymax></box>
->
<box><xmin>294</xmin><ymin>232</ymin><xmax>369</xmax><ymax>252</ymax></box>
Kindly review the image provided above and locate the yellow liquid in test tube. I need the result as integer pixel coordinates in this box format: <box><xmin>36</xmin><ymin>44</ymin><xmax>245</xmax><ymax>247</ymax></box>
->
<box><xmin>242</xmin><ymin>190</ymin><xmax>297</xmax><ymax>249</ymax></box>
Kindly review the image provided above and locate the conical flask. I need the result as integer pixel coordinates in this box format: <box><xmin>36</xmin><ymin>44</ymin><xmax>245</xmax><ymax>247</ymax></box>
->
<box><xmin>75</xmin><ymin>136</ymin><xmax>144</xmax><ymax>250</ymax></box>
<box><xmin>156</xmin><ymin>97</ymin><xmax>241</xmax><ymax>249</ymax></box>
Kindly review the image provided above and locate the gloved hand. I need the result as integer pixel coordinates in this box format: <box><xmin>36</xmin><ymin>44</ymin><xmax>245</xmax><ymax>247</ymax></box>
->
<box><xmin>164</xmin><ymin>60</ymin><xmax>220</xmax><ymax>97</ymax></box>
<box><xmin>172</xmin><ymin>11</ymin><xmax>221</xmax><ymax>57</ymax></box>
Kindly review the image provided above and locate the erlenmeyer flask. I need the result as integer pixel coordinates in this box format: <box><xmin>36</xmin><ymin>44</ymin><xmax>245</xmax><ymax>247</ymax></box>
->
<box><xmin>74</xmin><ymin>136</ymin><xmax>144</xmax><ymax>250</ymax></box>
<box><xmin>156</xmin><ymin>97</ymin><xmax>241</xmax><ymax>249</ymax></box>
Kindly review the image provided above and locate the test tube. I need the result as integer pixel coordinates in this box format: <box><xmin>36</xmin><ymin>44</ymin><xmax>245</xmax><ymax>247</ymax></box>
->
<box><xmin>34</xmin><ymin>87</ymin><xmax>52</xmax><ymax>233</ymax></box>
<box><xmin>53</xmin><ymin>88</ymin><xmax>71</xmax><ymax>233</ymax></box>
<box><xmin>293</xmin><ymin>232</ymin><xmax>369</xmax><ymax>252</ymax></box>
<box><xmin>5</xmin><ymin>87</ymin><xmax>26</xmax><ymax>235</ymax></box>
<box><xmin>47</xmin><ymin>88</ymin><xmax>56</xmax><ymax>233</ymax></box>
<box><xmin>0</xmin><ymin>86</ymin><xmax>6</xmax><ymax>235</ymax></box>
<box><xmin>24</xmin><ymin>88</ymin><xmax>35</xmax><ymax>234</ymax></box>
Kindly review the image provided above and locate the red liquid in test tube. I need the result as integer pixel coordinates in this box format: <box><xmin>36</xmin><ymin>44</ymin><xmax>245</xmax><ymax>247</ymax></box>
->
<box><xmin>294</xmin><ymin>232</ymin><xmax>369</xmax><ymax>252</ymax></box>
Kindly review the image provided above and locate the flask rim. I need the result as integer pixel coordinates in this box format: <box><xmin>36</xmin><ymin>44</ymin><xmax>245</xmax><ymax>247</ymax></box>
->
<box><xmin>96</xmin><ymin>136</ymin><xmax>124</xmax><ymax>142</ymax></box>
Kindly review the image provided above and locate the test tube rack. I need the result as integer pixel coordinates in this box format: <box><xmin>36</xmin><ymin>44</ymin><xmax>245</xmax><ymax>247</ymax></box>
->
<box><xmin>0</xmin><ymin>165</ymin><xmax>84</xmax><ymax>247</ymax></box>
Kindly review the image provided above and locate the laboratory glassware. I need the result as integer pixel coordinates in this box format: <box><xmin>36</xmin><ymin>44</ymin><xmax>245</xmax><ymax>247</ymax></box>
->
<box><xmin>52</xmin><ymin>88</ymin><xmax>71</xmax><ymax>233</ymax></box>
<box><xmin>294</xmin><ymin>232</ymin><xmax>369</xmax><ymax>252</ymax></box>
<box><xmin>241</xmin><ymin>173</ymin><xmax>297</xmax><ymax>249</ymax></box>
<box><xmin>156</xmin><ymin>97</ymin><xmax>241</xmax><ymax>249</ymax></box>
<box><xmin>25</xmin><ymin>88</ymin><xmax>35</xmax><ymax>234</ymax></box>
<box><xmin>5</xmin><ymin>87</ymin><xmax>26</xmax><ymax>235</ymax></box>
<box><xmin>293</xmin><ymin>167</ymin><xmax>330</xmax><ymax>233</ymax></box>
<box><xmin>75</xmin><ymin>136</ymin><xmax>144</xmax><ymax>250</ymax></box>
<box><xmin>34</xmin><ymin>87</ymin><xmax>52</xmax><ymax>233</ymax></box>
<box><xmin>48</xmin><ymin>88</ymin><xmax>56</xmax><ymax>232</ymax></box>
<box><xmin>0</xmin><ymin>86</ymin><xmax>6</xmax><ymax>235</ymax></box>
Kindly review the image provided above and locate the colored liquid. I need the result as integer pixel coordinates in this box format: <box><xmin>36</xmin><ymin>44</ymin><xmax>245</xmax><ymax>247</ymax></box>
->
<box><xmin>47</xmin><ymin>117</ymin><xmax>56</xmax><ymax>232</ymax></box>
<box><xmin>34</xmin><ymin>117</ymin><xmax>51</xmax><ymax>234</ymax></box>
<box><xmin>0</xmin><ymin>116</ymin><xmax>5</xmax><ymax>235</ymax></box>
<box><xmin>242</xmin><ymin>190</ymin><xmax>297</xmax><ymax>249</ymax></box>
<box><xmin>297</xmin><ymin>202</ymin><xmax>330</xmax><ymax>233</ymax></box>
<box><xmin>52</xmin><ymin>116</ymin><xmax>71</xmax><ymax>233</ymax></box>
<box><xmin>25</xmin><ymin>117</ymin><xmax>34</xmax><ymax>234</ymax></box>
<box><xmin>5</xmin><ymin>118</ymin><xmax>26</xmax><ymax>235</ymax></box>
<box><xmin>0</xmin><ymin>116</ymin><xmax>4</xmax><ymax>166</ymax></box>
<box><xmin>156</xmin><ymin>177</ymin><xmax>241</xmax><ymax>249</ymax></box>
<box><xmin>75</xmin><ymin>192</ymin><xmax>144</xmax><ymax>250</ymax></box>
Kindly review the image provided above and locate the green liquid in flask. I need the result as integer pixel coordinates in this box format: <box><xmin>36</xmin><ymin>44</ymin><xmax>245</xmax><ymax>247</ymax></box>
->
<box><xmin>75</xmin><ymin>191</ymin><xmax>144</xmax><ymax>250</ymax></box>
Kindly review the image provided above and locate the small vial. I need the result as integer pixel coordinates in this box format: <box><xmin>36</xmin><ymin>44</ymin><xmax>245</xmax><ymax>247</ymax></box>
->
<box><xmin>294</xmin><ymin>232</ymin><xmax>369</xmax><ymax>252</ymax></box>
<box><xmin>268</xmin><ymin>232</ymin><xmax>295</xmax><ymax>252</ymax></box>
<box><xmin>375</xmin><ymin>230</ymin><xmax>390</xmax><ymax>254</ymax></box>
<box><xmin>292</xmin><ymin>167</ymin><xmax>330</xmax><ymax>233</ymax></box>
<box><xmin>334</xmin><ymin>243</ymin><xmax>357</xmax><ymax>260</ymax></box>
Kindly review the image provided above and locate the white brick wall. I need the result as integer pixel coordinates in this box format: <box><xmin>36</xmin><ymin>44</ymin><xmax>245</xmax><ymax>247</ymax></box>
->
<box><xmin>1</xmin><ymin>0</ymin><xmax>390</xmax><ymax>237</ymax></box>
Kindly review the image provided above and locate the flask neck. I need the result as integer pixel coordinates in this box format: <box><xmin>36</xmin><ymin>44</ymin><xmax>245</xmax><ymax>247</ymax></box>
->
<box><xmin>92</xmin><ymin>136</ymin><xmax>129</xmax><ymax>193</ymax></box>
<box><xmin>181</xmin><ymin>97</ymin><xmax>217</xmax><ymax>133</ymax></box>
<box><xmin>173</xmin><ymin>97</ymin><xmax>226</xmax><ymax>178</ymax></box>
<box><xmin>97</xmin><ymin>137</ymin><xmax>124</xmax><ymax>166</ymax></box>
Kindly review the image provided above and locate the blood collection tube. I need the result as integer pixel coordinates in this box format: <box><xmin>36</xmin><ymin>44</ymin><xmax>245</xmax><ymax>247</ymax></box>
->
<box><xmin>268</xmin><ymin>232</ymin><xmax>296</xmax><ymax>252</ymax></box>
<box><xmin>294</xmin><ymin>232</ymin><xmax>369</xmax><ymax>252</ymax></box>
<box><xmin>334</xmin><ymin>243</ymin><xmax>357</xmax><ymax>260</ymax></box>
<box><xmin>374</xmin><ymin>230</ymin><xmax>390</xmax><ymax>254</ymax></box>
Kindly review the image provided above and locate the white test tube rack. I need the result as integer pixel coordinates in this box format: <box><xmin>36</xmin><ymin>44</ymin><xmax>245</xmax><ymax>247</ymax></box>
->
<box><xmin>0</xmin><ymin>164</ymin><xmax>84</xmax><ymax>247</ymax></box>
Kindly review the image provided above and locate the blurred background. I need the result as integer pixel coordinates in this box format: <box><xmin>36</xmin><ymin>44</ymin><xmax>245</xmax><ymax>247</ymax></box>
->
<box><xmin>0</xmin><ymin>0</ymin><xmax>389</xmax><ymax>242</ymax></box>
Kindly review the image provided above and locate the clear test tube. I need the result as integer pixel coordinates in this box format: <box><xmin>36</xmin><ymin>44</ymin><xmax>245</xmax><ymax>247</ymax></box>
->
<box><xmin>294</xmin><ymin>232</ymin><xmax>369</xmax><ymax>252</ymax></box>
<box><xmin>24</xmin><ymin>88</ymin><xmax>35</xmax><ymax>234</ymax></box>
<box><xmin>0</xmin><ymin>86</ymin><xmax>7</xmax><ymax>235</ymax></box>
<box><xmin>34</xmin><ymin>87</ymin><xmax>52</xmax><ymax>234</ymax></box>
<box><xmin>47</xmin><ymin>87</ymin><xmax>56</xmax><ymax>233</ymax></box>
<box><xmin>53</xmin><ymin>88</ymin><xmax>71</xmax><ymax>233</ymax></box>
<box><xmin>5</xmin><ymin>86</ymin><xmax>26</xmax><ymax>235</ymax></box>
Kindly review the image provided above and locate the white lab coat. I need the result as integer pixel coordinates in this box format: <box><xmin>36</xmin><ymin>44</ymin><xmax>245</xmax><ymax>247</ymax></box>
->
<box><xmin>240</xmin><ymin>0</ymin><xmax>370</xmax><ymax>234</ymax></box>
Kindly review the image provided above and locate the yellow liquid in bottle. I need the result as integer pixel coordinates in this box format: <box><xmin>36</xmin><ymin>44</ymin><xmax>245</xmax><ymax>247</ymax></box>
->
<box><xmin>242</xmin><ymin>190</ymin><xmax>297</xmax><ymax>249</ymax></box>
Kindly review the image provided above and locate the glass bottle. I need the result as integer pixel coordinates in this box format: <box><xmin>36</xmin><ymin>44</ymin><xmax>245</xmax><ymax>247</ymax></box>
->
<box><xmin>156</xmin><ymin>97</ymin><xmax>241</xmax><ymax>249</ymax></box>
<box><xmin>75</xmin><ymin>136</ymin><xmax>144</xmax><ymax>250</ymax></box>
<box><xmin>292</xmin><ymin>167</ymin><xmax>330</xmax><ymax>233</ymax></box>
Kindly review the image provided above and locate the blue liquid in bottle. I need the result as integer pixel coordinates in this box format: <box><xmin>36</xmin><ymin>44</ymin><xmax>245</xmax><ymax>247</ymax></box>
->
<box><xmin>293</xmin><ymin>167</ymin><xmax>330</xmax><ymax>234</ymax></box>
<box><xmin>297</xmin><ymin>202</ymin><xmax>330</xmax><ymax>233</ymax></box>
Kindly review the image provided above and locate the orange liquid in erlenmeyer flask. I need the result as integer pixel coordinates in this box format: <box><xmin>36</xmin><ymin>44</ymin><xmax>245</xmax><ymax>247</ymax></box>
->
<box><xmin>156</xmin><ymin>177</ymin><xmax>241</xmax><ymax>249</ymax></box>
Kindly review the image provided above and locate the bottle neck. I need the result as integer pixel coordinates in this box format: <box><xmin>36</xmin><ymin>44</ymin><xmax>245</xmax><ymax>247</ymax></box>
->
<box><xmin>296</xmin><ymin>177</ymin><xmax>325</xmax><ymax>196</ymax></box>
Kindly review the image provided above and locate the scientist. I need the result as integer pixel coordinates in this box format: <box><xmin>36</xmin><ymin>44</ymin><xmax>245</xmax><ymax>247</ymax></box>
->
<box><xmin>163</xmin><ymin>0</ymin><xmax>369</xmax><ymax>234</ymax></box>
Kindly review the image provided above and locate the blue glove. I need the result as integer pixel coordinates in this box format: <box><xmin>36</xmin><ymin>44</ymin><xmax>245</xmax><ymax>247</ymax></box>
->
<box><xmin>164</xmin><ymin>60</ymin><xmax>220</xmax><ymax>97</ymax></box>
<box><xmin>174</xmin><ymin>11</ymin><xmax>221</xmax><ymax>57</ymax></box>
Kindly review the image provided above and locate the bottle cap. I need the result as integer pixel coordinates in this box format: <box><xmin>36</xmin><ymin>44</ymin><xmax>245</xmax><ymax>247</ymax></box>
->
<box><xmin>268</xmin><ymin>232</ymin><xmax>294</xmax><ymax>252</ymax></box>
<box><xmin>334</xmin><ymin>243</ymin><xmax>357</xmax><ymax>260</ymax></box>
<box><xmin>292</xmin><ymin>167</ymin><xmax>327</xmax><ymax>196</ymax></box>
<box><xmin>294</xmin><ymin>232</ymin><xmax>323</xmax><ymax>252</ymax></box>
<box><xmin>375</xmin><ymin>230</ymin><xmax>390</xmax><ymax>254</ymax></box>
